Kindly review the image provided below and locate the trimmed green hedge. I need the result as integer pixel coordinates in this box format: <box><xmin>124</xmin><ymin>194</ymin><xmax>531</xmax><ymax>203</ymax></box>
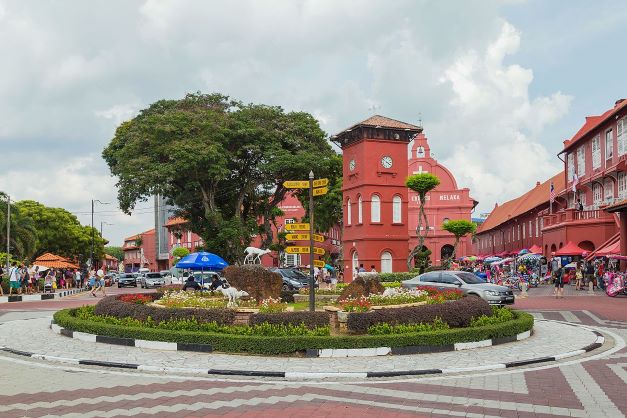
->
<box><xmin>53</xmin><ymin>309</ymin><xmax>534</xmax><ymax>355</ymax></box>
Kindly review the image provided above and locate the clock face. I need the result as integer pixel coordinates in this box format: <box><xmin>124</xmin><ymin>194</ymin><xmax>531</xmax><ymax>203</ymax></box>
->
<box><xmin>349</xmin><ymin>159</ymin><xmax>356</xmax><ymax>171</ymax></box>
<box><xmin>381</xmin><ymin>156</ymin><xmax>393</xmax><ymax>169</ymax></box>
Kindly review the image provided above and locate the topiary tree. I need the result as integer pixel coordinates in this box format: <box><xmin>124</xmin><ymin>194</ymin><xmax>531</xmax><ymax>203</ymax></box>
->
<box><xmin>441</xmin><ymin>219</ymin><xmax>477</xmax><ymax>267</ymax></box>
<box><xmin>406</xmin><ymin>173</ymin><xmax>440</xmax><ymax>269</ymax></box>
<box><xmin>172</xmin><ymin>246</ymin><xmax>190</xmax><ymax>262</ymax></box>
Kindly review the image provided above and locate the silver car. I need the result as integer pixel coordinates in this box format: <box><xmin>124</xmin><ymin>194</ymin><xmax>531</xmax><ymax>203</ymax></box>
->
<box><xmin>140</xmin><ymin>272</ymin><xmax>166</xmax><ymax>289</ymax></box>
<box><xmin>402</xmin><ymin>270</ymin><xmax>514</xmax><ymax>305</ymax></box>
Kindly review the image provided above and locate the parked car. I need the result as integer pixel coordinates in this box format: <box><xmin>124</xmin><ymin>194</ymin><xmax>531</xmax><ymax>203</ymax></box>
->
<box><xmin>140</xmin><ymin>272</ymin><xmax>166</xmax><ymax>289</ymax></box>
<box><xmin>159</xmin><ymin>270</ymin><xmax>173</xmax><ymax>284</ymax></box>
<box><xmin>190</xmin><ymin>271</ymin><xmax>226</xmax><ymax>290</ymax></box>
<box><xmin>118</xmin><ymin>273</ymin><xmax>138</xmax><ymax>288</ymax></box>
<box><xmin>103</xmin><ymin>274</ymin><xmax>114</xmax><ymax>287</ymax></box>
<box><xmin>402</xmin><ymin>270</ymin><xmax>514</xmax><ymax>305</ymax></box>
<box><xmin>270</xmin><ymin>268</ymin><xmax>318</xmax><ymax>291</ymax></box>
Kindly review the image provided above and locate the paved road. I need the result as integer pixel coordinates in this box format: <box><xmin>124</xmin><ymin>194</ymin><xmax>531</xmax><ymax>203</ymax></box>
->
<box><xmin>0</xmin><ymin>287</ymin><xmax>626</xmax><ymax>417</ymax></box>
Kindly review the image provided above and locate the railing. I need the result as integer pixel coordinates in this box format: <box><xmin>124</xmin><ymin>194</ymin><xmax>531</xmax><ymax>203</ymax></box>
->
<box><xmin>573</xmin><ymin>209</ymin><xmax>602</xmax><ymax>220</ymax></box>
<box><xmin>542</xmin><ymin>208</ymin><xmax>614</xmax><ymax>229</ymax></box>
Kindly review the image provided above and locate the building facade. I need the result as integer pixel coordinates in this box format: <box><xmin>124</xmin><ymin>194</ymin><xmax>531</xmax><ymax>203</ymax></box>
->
<box><xmin>122</xmin><ymin>229</ymin><xmax>156</xmax><ymax>272</ymax></box>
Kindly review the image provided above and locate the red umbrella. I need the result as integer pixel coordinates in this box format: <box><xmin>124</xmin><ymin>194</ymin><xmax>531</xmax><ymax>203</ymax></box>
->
<box><xmin>555</xmin><ymin>242</ymin><xmax>587</xmax><ymax>256</ymax></box>
<box><xmin>528</xmin><ymin>244</ymin><xmax>542</xmax><ymax>254</ymax></box>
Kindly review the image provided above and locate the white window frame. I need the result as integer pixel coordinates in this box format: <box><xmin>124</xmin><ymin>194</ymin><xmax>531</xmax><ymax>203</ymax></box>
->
<box><xmin>346</xmin><ymin>199</ymin><xmax>352</xmax><ymax>226</ymax></box>
<box><xmin>522</xmin><ymin>222</ymin><xmax>525</xmax><ymax>239</ymax></box>
<box><xmin>593</xmin><ymin>183</ymin><xmax>603</xmax><ymax>206</ymax></box>
<box><xmin>619</xmin><ymin>172</ymin><xmax>627</xmax><ymax>199</ymax></box>
<box><xmin>618</xmin><ymin>117</ymin><xmax>627</xmax><ymax>157</ymax></box>
<box><xmin>605</xmin><ymin>178</ymin><xmax>614</xmax><ymax>202</ymax></box>
<box><xmin>392</xmin><ymin>195</ymin><xmax>402</xmax><ymax>223</ymax></box>
<box><xmin>380</xmin><ymin>251</ymin><xmax>393</xmax><ymax>273</ymax></box>
<box><xmin>284</xmin><ymin>253</ymin><xmax>300</xmax><ymax>267</ymax></box>
<box><xmin>371</xmin><ymin>195</ymin><xmax>381</xmax><ymax>223</ymax></box>
<box><xmin>592</xmin><ymin>135</ymin><xmax>601</xmax><ymax>169</ymax></box>
<box><xmin>285</xmin><ymin>218</ymin><xmax>295</xmax><ymax>224</ymax></box>
<box><xmin>606</xmin><ymin>129</ymin><xmax>614</xmax><ymax>160</ymax></box>
<box><xmin>567</xmin><ymin>153</ymin><xmax>575</xmax><ymax>182</ymax></box>
<box><xmin>577</xmin><ymin>146</ymin><xmax>585</xmax><ymax>176</ymax></box>
<box><xmin>357</xmin><ymin>195</ymin><xmax>363</xmax><ymax>224</ymax></box>
<box><xmin>535</xmin><ymin>218</ymin><xmax>539</xmax><ymax>238</ymax></box>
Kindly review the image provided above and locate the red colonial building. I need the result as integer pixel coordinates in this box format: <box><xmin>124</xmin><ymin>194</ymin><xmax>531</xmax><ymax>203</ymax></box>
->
<box><xmin>333</xmin><ymin>116</ymin><xmax>476</xmax><ymax>281</ymax></box>
<box><xmin>476</xmin><ymin>99</ymin><xmax>627</xmax><ymax>257</ymax></box>
<box><xmin>122</xmin><ymin>228</ymin><xmax>157</xmax><ymax>272</ymax></box>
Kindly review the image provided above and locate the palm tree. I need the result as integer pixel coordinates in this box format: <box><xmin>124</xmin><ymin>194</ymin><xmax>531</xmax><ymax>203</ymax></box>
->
<box><xmin>0</xmin><ymin>193</ymin><xmax>38</xmax><ymax>261</ymax></box>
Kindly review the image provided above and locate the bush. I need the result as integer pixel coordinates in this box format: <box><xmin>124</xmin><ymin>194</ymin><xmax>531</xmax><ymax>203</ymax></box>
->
<box><xmin>347</xmin><ymin>297</ymin><xmax>492</xmax><ymax>334</ymax></box>
<box><xmin>280</xmin><ymin>290</ymin><xmax>297</xmax><ymax>303</ymax></box>
<box><xmin>338</xmin><ymin>276</ymin><xmax>384</xmax><ymax>300</ymax></box>
<box><xmin>94</xmin><ymin>295</ymin><xmax>235</xmax><ymax>325</ymax></box>
<box><xmin>372</xmin><ymin>272</ymin><xmax>419</xmax><ymax>283</ymax></box>
<box><xmin>368</xmin><ymin>317</ymin><xmax>450</xmax><ymax>335</ymax></box>
<box><xmin>223</xmin><ymin>265</ymin><xmax>282</xmax><ymax>301</ymax></box>
<box><xmin>54</xmin><ymin>308</ymin><xmax>533</xmax><ymax>355</ymax></box>
<box><xmin>471</xmin><ymin>306</ymin><xmax>514</xmax><ymax>327</ymax></box>
<box><xmin>249</xmin><ymin>311</ymin><xmax>330</xmax><ymax>329</ymax></box>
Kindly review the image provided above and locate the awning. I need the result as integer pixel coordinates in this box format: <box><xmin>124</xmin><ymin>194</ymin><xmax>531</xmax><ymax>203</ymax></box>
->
<box><xmin>555</xmin><ymin>242</ymin><xmax>587</xmax><ymax>256</ymax></box>
<box><xmin>528</xmin><ymin>244</ymin><xmax>542</xmax><ymax>254</ymax></box>
<box><xmin>33</xmin><ymin>252</ymin><xmax>79</xmax><ymax>269</ymax></box>
<box><xmin>596</xmin><ymin>241</ymin><xmax>620</xmax><ymax>256</ymax></box>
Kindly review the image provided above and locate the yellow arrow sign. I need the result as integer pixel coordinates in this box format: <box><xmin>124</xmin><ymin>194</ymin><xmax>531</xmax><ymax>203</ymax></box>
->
<box><xmin>312</xmin><ymin>178</ymin><xmax>329</xmax><ymax>188</ymax></box>
<box><xmin>284</xmin><ymin>246</ymin><xmax>326</xmax><ymax>255</ymax></box>
<box><xmin>313</xmin><ymin>260</ymin><xmax>325</xmax><ymax>268</ymax></box>
<box><xmin>313</xmin><ymin>187</ymin><xmax>328</xmax><ymax>197</ymax></box>
<box><xmin>283</xmin><ymin>180</ymin><xmax>310</xmax><ymax>189</ymax></box>
<box><xmin>285</xmin><ymin>223</ymin><xmax>310</xmax><ymax>231</ymax></box>
<box><xmin>285</xmin><ymin>233</ymin><xmax>325</xmax><ymax>243</ymax></box>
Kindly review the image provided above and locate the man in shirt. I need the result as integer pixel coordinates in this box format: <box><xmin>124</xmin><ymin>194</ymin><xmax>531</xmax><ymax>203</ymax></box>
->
<box><xmin>8</xmin><ymin>262</ymin><xmax>21</xmax><ymax>295</ymax></box>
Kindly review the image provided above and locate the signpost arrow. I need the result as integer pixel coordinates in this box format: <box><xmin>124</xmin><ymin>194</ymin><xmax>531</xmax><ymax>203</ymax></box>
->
<box><xmin>283</xmin><ymin>180</ymin><xmax>310</xmax><ymax>189</ymax></box>
<box><xmin>313</xmin><ymin>187</ymin><xmax>328</xmax><ymax>196</ymax></box>
<box><xmin>313</xmin><ymin>260</ymin><xmax>325</xmax><ymax>268</ymax></box>
<box><xmin>284</xmin><ymin>246</ymin><xmax>325</xmax><ymax>255</ymax></box>
<box><xmin>285</xmin><ymin>223</ymin><xmax>310</xmax><ymax>231</ymax></box>
<box><xmin>312</xmin><ymin>178</ymin><xmax>329</xmax><ymax>188</ymax></box>
<box><xmin>285</xmin><ymin>233</ymin><xmax>325</xmax><ymax>242</ymax></box>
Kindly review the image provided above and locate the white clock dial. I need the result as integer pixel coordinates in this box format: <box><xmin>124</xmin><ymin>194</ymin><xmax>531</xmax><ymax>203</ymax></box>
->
<box><xmin>349</xmin><ymin>159</ymin><xmax>356</xmax><ymax>171</ymax></box>
<box><xmin>381</xmin><ymin>156</ymin><xmax>393</xmax><ymax>169</ymax></box>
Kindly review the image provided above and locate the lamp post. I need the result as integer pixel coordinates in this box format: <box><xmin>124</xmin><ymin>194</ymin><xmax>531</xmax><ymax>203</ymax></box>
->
<box><xmin>5</xmin><ymin>194</ymin><xmax>10</xmax><ymax>280</ymax></box>
<box><xmin>100</xmin><ymin>221</ymin><xmax>114</xmax><ymax>238</ymax></box>
<box><xmin>308</xmin><ymin>170</ymin><xmax>315</xmax><ymax>312</ymax></box>
<box><xmin>90</xmin><ymin>199</ymin><xmax>110</xmax><ymax>271</ymax></box>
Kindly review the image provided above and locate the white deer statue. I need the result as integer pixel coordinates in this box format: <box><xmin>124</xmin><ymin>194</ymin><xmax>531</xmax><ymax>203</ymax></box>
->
<box><xmin>215</xmin><ymin>285</ymin><xmax>249</xmax><ymax>308</ymax></box>
<box><xmin>244</xmin><ymin>247</ymin><xmax>271</xmax><ymax>264</ymax></box>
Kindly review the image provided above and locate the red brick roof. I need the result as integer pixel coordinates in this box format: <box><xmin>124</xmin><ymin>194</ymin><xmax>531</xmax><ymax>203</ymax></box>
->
<box><xmin>563</xmin><ymin>99</ymin><xmax>627</xmax><ymax>152</ymax></box>
<box><xmin>338</xmin><ymin>115</ymin><xmax>422</xmax><ymax>134</ymax></box>
<box><xmin>123</xmin><ymin>228</ymin><xmax>155</xmax><ymax>242</ymax></box>
<box><xmin>165</xmin><ymin>217</ymin><xmax>188</xmax><ymax>227</ymax></box>
<box><xmin>478</xmin><ymin>171</ymin><xmax>565</xmax><ymax>233</ymax></box>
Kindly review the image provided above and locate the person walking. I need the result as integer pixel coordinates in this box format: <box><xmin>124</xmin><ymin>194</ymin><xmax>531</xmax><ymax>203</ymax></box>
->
<box><xmin>575</xmin><ymin>262</ymin><xmax>583</xmax><ymax>291</ymax></box>
<box><xmin>554</xmin><ymin>266</ymin><xmax>565</xmax><ymax>298</ymax></box>
<box><xmin>96</xmin><ymin>270</ymin><xmax>107</xmax><ymax>296</ymax></box>
<box><xmin>74</xmin><ymin>269</ymin><xmax>82</xmax><ymax>290</ymax></box>
<box><xmin>90</xmin><ymin>270</ymin><xmax>101</xmax><ymax>297</ymax></box>
<box><xmin>8</xmin><ymin>262</ymin><xmax>21</xmax><ymax>295</ymax></box>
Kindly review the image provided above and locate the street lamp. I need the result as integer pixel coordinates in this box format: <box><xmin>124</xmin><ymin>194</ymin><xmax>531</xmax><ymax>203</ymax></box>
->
<box><xmin>91</xmin><ymin>199</ymin><xmax>110</xmax><ymax>271</ymax></box>
<box><xmin>100</xmin><ymin>221</ymin><xmax>114</xmax><ymax>238</ymax></box>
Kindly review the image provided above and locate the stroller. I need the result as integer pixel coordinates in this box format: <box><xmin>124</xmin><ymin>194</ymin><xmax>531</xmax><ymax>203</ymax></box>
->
<box><xmin>43</xmin><ymin>276</ymin><xmax>54</xmax><ymax>293</ymax></box>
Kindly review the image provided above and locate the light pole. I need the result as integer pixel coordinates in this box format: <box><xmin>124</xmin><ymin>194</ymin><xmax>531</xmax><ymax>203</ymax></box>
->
<box><xmin>90</xmin><ymin>199</ymin><xmax>110</xmax><ymax>271</ymax></box>
<box><xmin>100</xmin><ymin>221</ymin><xmax>114</xmax><ymax>238</ymax></box>
<box><xmin>308</xmin><ymin>170</ymin><xmax>315</xmax><ymax>312</ymax></box>
<box><xmin>5</xmin><ymin>194</ymin><xmax>10</xmax><ymax>280</ymax></box>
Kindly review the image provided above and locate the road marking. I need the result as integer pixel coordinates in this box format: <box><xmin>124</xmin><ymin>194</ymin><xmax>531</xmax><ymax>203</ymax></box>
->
<box><xmin>581</xmin><ymin>310</ymin><xmax>606</xmax><ymax>325</ymax></box>
<box><xmin>558</xmin><ymin>311</ymin><xmax>581</xmax><ymax>323</ymax></box>
<box><xmin>530</xmin><ymin>312</ymin><xmax>545</xmax><ymax>320</ymax></box>
<box><xmin>559</xmin><ymin>363</ymin><xmax>623</xmax><ymax>417</ymax></box>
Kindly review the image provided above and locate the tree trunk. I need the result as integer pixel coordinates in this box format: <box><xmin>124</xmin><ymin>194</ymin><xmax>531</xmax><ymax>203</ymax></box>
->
<box><xmin>407</xmin><ymin>194</ymin><xmax>430</xmax><ymax>269</ymax></box>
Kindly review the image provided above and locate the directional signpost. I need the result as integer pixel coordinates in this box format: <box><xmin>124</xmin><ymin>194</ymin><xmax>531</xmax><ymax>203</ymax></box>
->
<box><xmin>283</xmin><ymin>175</ymin><xmax>329</xmax><ymax>311</ymax></box>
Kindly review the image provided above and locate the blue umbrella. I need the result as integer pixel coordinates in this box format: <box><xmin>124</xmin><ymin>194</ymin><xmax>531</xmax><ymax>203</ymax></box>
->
<box><xmin>324</xmin><ymin>264</ymin><xmax>335</xmax><ymax>271</ymax></box>
<box><xmin>518</xmin><ymin>249</ymin><xmax>530</xmax><ymax>255</ymax></box>
<box><xmin>175</xmin><ymin>252</ymin><xmax>229</xmax><ymax>271</ymax></box>
<box><xmin>484</xmin><ymin>256</ymin><xmax>502</xmax><ymax>263</ymax></box>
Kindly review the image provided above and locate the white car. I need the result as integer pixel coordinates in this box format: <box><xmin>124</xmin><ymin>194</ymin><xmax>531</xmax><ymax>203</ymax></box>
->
<box><xmin>140</xmin><ymin>272</ymin><xmax>166</xmax><ymax>289</ymax></box>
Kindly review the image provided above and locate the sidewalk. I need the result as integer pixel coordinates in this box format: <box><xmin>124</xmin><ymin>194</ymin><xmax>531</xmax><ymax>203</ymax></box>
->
<box><xmin>0</xmin><ymin>288</ymin><xmax>83</xmax><ymax>303</ymax></box>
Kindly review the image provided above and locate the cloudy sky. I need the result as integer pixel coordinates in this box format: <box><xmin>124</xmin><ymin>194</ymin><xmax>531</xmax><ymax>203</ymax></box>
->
<box><xmin>0</xmin><ymin>0</ymin><xmax>625</xmax><ymax>246</ymax></box>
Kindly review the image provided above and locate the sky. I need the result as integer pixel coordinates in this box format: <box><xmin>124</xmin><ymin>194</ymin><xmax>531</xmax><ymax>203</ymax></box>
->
<box><xmin>0</xmin><ymin>0</ymin><xmax>625</xmax><ymax>246</ymax></box>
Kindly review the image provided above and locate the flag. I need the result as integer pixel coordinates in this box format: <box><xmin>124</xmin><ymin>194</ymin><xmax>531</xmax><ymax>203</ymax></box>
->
<box><xmin>572</xmin><ymin>173</ymin><xmax>579</xmax><ymax>193</ymax></box>
<box><xmin>550</xmin><ymin>181</ymin><xmax>555</xmax><ymax>203</ymax></box>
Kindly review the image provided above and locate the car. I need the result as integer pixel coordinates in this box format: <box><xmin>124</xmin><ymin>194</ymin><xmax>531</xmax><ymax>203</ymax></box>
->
<box><xmin>140</xmin><ymin>272</ymin><xmax>166</xmax><ymax>288</ymax></box>
<box><xmin>402</xmin><ymin>270</ymin><xmax>514</xmax><ymax>305</ymax></box>
<box><xmin>159</xmin><ymin>270</ymin><xmax>173</xmax><ymax>284</ymax></box>
<box><xmin>191</xmin><ymin>271</ymin><xmax>225</xmax><ymax>290</ymax></box>
<box><xmin>270</xmin><ymin>268</ymin><xmax>318</xmax><ymax>291</ymax></box>
<box><xmin>118</xmin><ymin>273</ymin><xmax>138</xmax><ymax>288</ymax></box>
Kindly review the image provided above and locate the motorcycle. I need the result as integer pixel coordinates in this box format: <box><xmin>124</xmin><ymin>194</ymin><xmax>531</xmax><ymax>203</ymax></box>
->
<box><xmin>605</xmin><ymin>274</ymin><xmax>626</xmax><ymax>297</ymax></box>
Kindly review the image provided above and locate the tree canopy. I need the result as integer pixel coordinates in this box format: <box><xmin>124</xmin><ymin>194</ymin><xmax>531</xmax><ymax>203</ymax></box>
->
<box><xmin>405</xmin><ymin>173</ymin><xmax>441</xmax><ymax>269</ymax></box>
<box><xmin>0</xmin><ymin>193</ymin><xmax>38</xmax><ymax>262</ymax></box>
<box><xmin>15</xmin><ymin>200</ymin><xmax>105</xmax><ymax>264</ymax></box>
<box><xmin>104</xmin><ymin>246</ymin><xmax>124</xmax><ymax>261</ymax></box>
<box><xmin>441</xmin><ymin>219</ymin><xmax>476</xmax><ymax>265</ymax></box>
<box><xmin>102</xmin><ymin>93</ymin><xmax>341</xmax><ymax>263</ymax></box>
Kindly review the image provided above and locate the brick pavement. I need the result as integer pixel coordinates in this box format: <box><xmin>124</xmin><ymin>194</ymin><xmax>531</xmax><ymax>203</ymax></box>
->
<box><xmin>0</xmin><ymin>288</ymin><xmax>625</xmax><ymax>416</ymax></box>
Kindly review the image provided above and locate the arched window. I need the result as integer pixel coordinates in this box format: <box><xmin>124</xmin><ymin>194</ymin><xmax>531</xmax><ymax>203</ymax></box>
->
<box><xmin>392</xmin><ymin>195</ymin><xmax>402</xmax><ymax>223</ymax></box>
<box><xmin>346</xmin><ymin>198</ymin><xmax>352</xmax><ymax>226</ymax></box>
<box><xmin>358</xmin><ymin>195</ymin><xmax>363</xmax><ymax>224</ymax></box>
<box><xmin>371</xmin><ymin>194</ymin><xmax>381</xmax><ymax>222</ymax></box>
<box><xmin>352</xmin><ymin>251</ymin><xmax>359</xmax><ymax>274</ymax></box>
<box><xmin>381</xmin><ymin>251</ymin><xmax>393</xmax><ymax>273</ymax></box>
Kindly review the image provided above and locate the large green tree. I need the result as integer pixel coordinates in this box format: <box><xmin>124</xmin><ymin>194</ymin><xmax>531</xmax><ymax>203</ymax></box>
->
<box><xmin>441</xmin><ymin>219</ymin><xmax>477</xmax><ymax>266</ymax></box>
<box><xmin>0</xmin><ymin>192</ymin><xmax>38</xmax><ymax>261</ymax></box>
<box><xmin>15</xmin><ymin>200</ymin><xmax>105</xmax><ymax>264</ymax></box>
<box><xmin>102</xmin><ymin>93</ymin><xmax>341</xmax><ymax>263</ymax></box>
<box><xmin>104</xmin><ymin>246</ymin><xmax>124</xmax><ymax>261</ymax></box>
<box><xmin>406</xmin><ymin>173</ymin><xmax>440</xmax><ymax>269</ymax></box>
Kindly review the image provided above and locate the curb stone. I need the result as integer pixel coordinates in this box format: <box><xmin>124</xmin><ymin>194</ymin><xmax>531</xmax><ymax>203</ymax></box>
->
<box><xmin>0</xmin><ymin>289</ymin><xmax>83</xmax><ymax>303</ymax></box>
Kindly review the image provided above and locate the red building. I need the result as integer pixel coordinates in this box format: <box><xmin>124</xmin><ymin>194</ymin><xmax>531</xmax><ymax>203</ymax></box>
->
<box><xmin>475</xmin><ymin>99</ymin><xmax>627</xmax><ymax>257</ymax></box>
<box><xmin>122</xmin><ymin>229</ymin><xmax>157</xmax><ymax>272</ymax></box>
<box><xmin>408</xmin><ymin>133</ymin><xmax>477</xmax><ymax>264</ymax></box>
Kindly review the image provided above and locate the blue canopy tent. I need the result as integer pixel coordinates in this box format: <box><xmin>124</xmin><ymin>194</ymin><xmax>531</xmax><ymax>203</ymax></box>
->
<box><xmin>175</xmin><ymin>252</ymin><xmax>229</xmax><ymax>271</ymax></box>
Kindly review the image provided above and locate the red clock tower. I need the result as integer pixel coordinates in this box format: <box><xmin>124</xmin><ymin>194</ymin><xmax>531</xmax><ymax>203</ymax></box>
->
<box><xmin>332</xmin><ymin>115</ymin><xmax>422</xmax><ymax>281</ymax></box>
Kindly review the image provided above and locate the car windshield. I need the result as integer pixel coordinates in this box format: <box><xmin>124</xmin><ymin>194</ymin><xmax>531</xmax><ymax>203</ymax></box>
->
<box><xmin>456</xmin><ymin>272</ymin><xmax>485</xmax><ymax>284</ymax></box>
<box><xmin>279</xmin><ymin>269</ymin><xmax>308</xmax><ymax>281</ymax></box>
<box><xmin>120</xmin><ymin>274</ymin><xmax>135</xmax><ymax>279</ymax></box>
<box><xmin>146</xmin><ymin>273</ymin><xmax>162</xmax><ymax>279</ymax></box>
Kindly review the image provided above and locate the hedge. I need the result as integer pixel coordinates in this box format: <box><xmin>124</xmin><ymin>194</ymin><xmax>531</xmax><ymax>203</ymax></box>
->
<box><xmin>250</xmin><ymin>311</ymin><xmax>330</xmax><ymax>329</ymax></box>
<box><xmin>371</xmin><ymin>272</ymin><xmax>419</xmax><ymax>282</ymax></box>
<box><xmin>94</xmin><ymin>295</ymin><xmax>235</xmax><ymax>325</ymax></box>
<box><xmin>347</xmin><ymin>297</ymin><xmax>492</xmax><ymax>334</ymax></box>
<box><xmin>53</xmin><ymin>309</ymin><xmax>533</xmax><ymax>355</ymax></box>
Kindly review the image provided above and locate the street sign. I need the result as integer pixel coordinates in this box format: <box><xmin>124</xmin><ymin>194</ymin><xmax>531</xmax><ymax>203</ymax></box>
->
<box><xmin>313</xmin><ymin>187</ymin><xmax>328</xmax><ymax>196</ymax></box>
<box><xmin>285</xmin><ymin>246</ymin><xmax>325</xmax><ymax>255</ymax></box>
<box><xmin>285</xmin><ymin>233</ymin><xmax>325</xmax><ymax>243</ymax></box>
<box><xmin>312</xmin><ymin>178</ymin><xmax>329</xmax><ymax>188</ymax></box>
<box><xmin>313</xmin><ymin>260</ymin><xmax>325</xmax><ymax>268</ymax></box>
<box><xmin>285</xmin><ymin>223</ymin><xmax>310</xmax><ymax>231</ymax></box>
<box><xmin>283</xmin><ymin>180</ymin><xmax>310</xmax><ymax>189</ymax></box>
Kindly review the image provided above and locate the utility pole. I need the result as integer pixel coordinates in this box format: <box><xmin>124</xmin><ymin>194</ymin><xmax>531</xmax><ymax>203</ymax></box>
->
<box><xmin>308</xmin><ymin>170</ymin><xmax>315</xmax><ymax>312</ymax></box>
<box><xmin>5</xmin><ymin>194</ymin><xmax>10</xmax><ymax>279</ymax></box>
<box><xmin>90</xmin><ymin>199</ymin><xmax>94</xmax><ymax>272</ymax></box>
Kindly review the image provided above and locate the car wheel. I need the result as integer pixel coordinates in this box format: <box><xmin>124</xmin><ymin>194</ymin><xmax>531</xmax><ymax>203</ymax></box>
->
<box><xmin>118</xmin><ymin>284</ymin><xmax>121</xmax><ymax>288</ymax></box>
<box><xmin>282</xmin><ymin>284</ymin><xmax>289</xmax><ymax>291</ymax></box>
<box><xmin>134</xmin><ymin>284</ymin><xmax>138</xmax><ymax>288</ymax></box>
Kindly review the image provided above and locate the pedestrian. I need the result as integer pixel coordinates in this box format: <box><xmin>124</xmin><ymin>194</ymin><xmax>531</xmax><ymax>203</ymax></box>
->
<box><xmin>44</xmin><ymin>269</ymin><xmax>56</xmax><ymax>293</ymax></box>
<box><xmin>577</xmin><ymin>199</ymin><xmax>584</xmax><ymax>211</ymax></box>
<box><xmin>358</xmin><ymin>264</ymin><xmax>366</xmax><ymax>273</ymax></box>
<box><xmin>554</xmin><ymin>266</ymin><xmax>565</xmax><ymax>298</ymax></box>
<box><xmin>575</xmin><ymin>262</ymin><xmax>583</xmax><ymax>290</ymax></box>
<box><xmin>90</xmin><ymin>271</ymin><xmax>101</xmax><ymax>297</ymax></box>
<box><xmin>8</xmin><ymin>262</ymin><xmax>20</xmax><ymax>295</ymax></box>
<box><xmin>96</xmin><ymin>269</ymin><xmax>107</xmax><ymax>296</ymax></box>
<box><xmin>74</xmin><ymin>269</ymin><xmax>82</xmax><ymax>290</ymax></box>
<box><xmin>370</xmin><ymin>265</ymin><xmax>377</xmax><ymax>273</ymax></box>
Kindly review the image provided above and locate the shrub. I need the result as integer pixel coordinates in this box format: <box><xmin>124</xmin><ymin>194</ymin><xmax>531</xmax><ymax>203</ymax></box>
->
<box><xmin>54</xmin><ymin>309</ymin><xmax>533</xmax><ymax>355</ymax></box>
<box><xmin>118</xmin><ymin>294</ymin><xmax>153</xmax><ymax>304</ymax></box>
<box><xmin>368</xmin><ymin>317</ymin><xmax>450</xmax><ymax>335</ymax></box>
<box><xmin>367</xmin><ymin>289</ymin><xmax>429</xmax><ymax>306</ymax></box>
<box><xmin>381</xmin><ymin>282</ymin><xmax>402</xmax><ymax>288</ymax></box>
<box><xmin>258</xmin><ymin>297</ymin><xmax>287</xmax><ymax>313</ymax></box>
<box><xmin>223</xmin><ymin>265</ymin><xmax>282</xmax><ymax>301</ymax></box>
<box><xmin>155</xmin><ymin>284</ymin><xmax>183</xmax><ymax>294</ymax></box>
<box><xmin>338</xmin><ymin>276</ymin><xmax>384</xmax><ymax>300</ymax></box>
<box><xmin>339</xmin><ymin>296</ymin><xmax>371</xmax><ymax>312</ymax></box>
<box><xmin>157</xmin><ymin>290</ymin><xmax>227</xmax><ymax>309</ymax></box>
<box><xmin>373</xmin><ymin>272</ymin><xmax>419</xmax><ymax>282</ymax></box>
<box><xmin>346</xmin><ymin>297</ymin><xmax>492</xmax><ymax>334</ymax></box>
<box><xmin>471</xmin><ymin>306</ymin><xmax>514</xmax><ymax>327</ymax></box>
<box><xmin>280</xmin><ymin>290</ymin><xmax>297</xmax><ymax>303</ymax></box>
<box><xmin>94</xmin><ymin>295</ymin><xmax>235</xmax><ymax>325</ymax></box>
<box><xmin>249</xmin><ymin>311</ymin><xmax>330</xmax><ymax>329</ymax></box>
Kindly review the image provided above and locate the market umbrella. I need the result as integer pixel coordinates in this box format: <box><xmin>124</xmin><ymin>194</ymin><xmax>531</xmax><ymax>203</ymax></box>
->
<box><xmin>518</xmin><ymin>249</ymin><xmax>530</xmax><ymax>255</ymax></box>
<box><xmin>528</xmin><ymin>244</ymin><xmax>542</xmax><ymax>254</ymax></box>
<box><xmin>324</xmin><ymin>264</ymin><xmax>335</xmax><ymax>271</ymax></box>
<box><xmin>175</xmin><ymin>252</ymin><xmax>229</xmax><ymax>271</ymax></box>
<box><xmin>555</xmin><ymin>242</ymin><xmax>587</xmax><ymax>256</ymax></box>
<box><xmin>484</xmin><ymin>256</ymin><xmax>502</xmax><ymax>263</ymax></box>
<box><xmin>518</xmin><ymin>253</ymin><xmax>541</xmax><ymax>261</ymax></box>
<box><xmin>467</xmin><ymin>256</ymin><xmax>477</xmax><ymax>261</ymax></box>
